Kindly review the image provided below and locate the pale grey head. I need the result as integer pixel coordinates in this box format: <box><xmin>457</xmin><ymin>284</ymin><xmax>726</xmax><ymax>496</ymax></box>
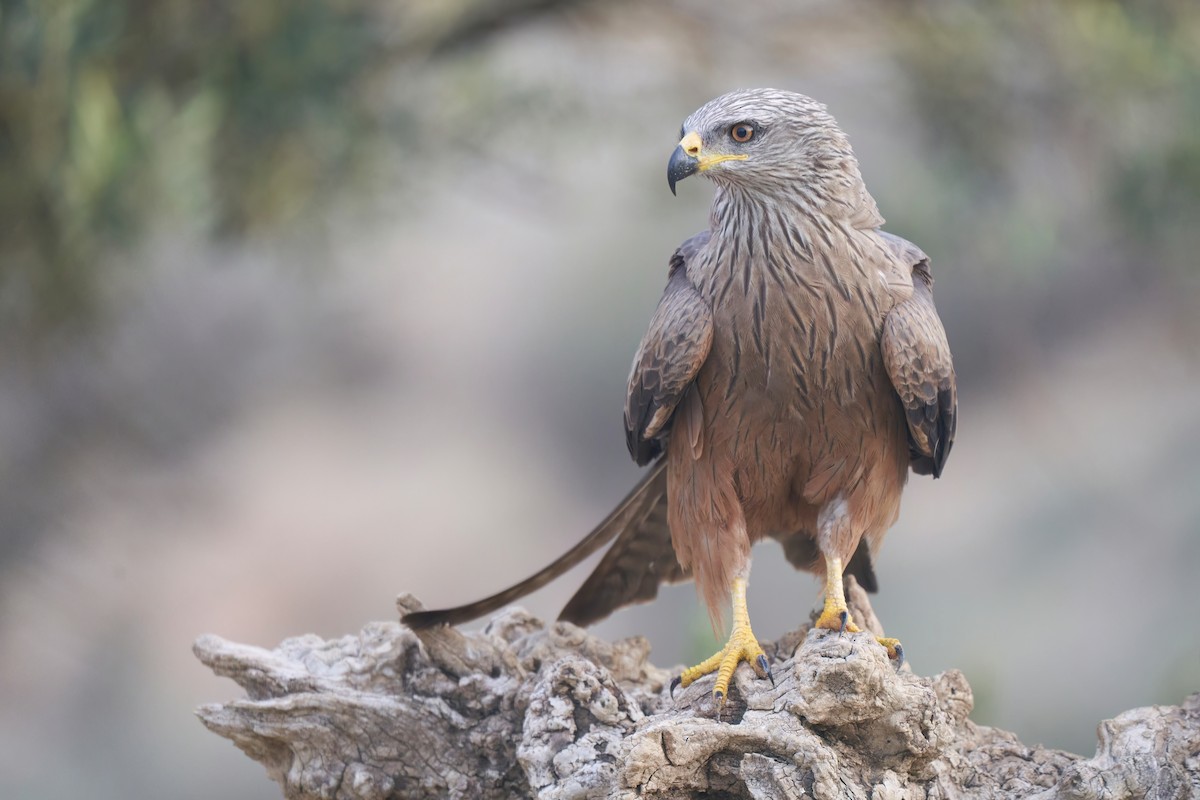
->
<box><xmin>667</xmin><ymin>88</ymin><xmax>864</xmax><ymax>209</ymax></box>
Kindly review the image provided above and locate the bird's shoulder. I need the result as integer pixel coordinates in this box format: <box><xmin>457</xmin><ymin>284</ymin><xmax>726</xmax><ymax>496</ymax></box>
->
<box><xmin>668</xmin><ymin>230</ymin><xmax>712</xmax><ymax>279</ymax></box>
<box><xmin>875</xmin><ymin>230</ymin><xmax>930</xmax><ymax>273</ymax></box>
<box><xmin>869</xmin><ymin>230</ymin><xmax>932</xmax><ymax>306</ymax></box>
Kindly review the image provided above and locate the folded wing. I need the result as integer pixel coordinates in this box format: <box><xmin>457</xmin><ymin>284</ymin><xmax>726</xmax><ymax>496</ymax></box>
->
<box><xmin>879</xmin><ymin>232</ymin><xmax>957</xmax><ymax>478</ymax></box>
<box><xmin>625</xmin><ymin>232</ymin><xmax>714</xmax><ymax>465</ymax></box>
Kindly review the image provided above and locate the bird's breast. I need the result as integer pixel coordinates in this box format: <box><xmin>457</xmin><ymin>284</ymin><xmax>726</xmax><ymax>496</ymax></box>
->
<box><xmin>687</xmin><ymin>236</ymin><xmax>905</xmax><ymax>511</ymax></box>
<box><xmin>695</xmin><ymin>254</ymin><xmax>889</xmax><ymax>411</ymax></box>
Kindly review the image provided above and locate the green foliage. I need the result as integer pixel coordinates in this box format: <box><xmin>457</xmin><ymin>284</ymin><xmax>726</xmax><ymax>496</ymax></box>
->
<box><xmin>0</xmin><ymin>0</ymin><xmax>391</xmax><ymax>336</ymax></box>
<box><xmin>896</xmin><ymin>0</ymin><xmax>1200</xmax><ymax>276</ymax></box>
<box><xmin>4</xmin><ymin>0</ymin><xmax>1198</xmax><ymax>340</ymax></box>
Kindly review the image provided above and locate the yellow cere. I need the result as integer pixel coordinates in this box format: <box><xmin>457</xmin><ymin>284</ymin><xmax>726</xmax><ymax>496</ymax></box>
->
<box><xmin>678</xmin><ymin>131</ymin><xmax>749</xmax><ymax>172</ymax></box>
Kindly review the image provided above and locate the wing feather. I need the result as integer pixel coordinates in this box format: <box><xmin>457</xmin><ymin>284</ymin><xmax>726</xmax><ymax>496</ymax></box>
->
<box><xmin>624</xmin><ymin>232</ymin><xmax>714</xmax><ymax>465</ymax></box>
<box><xmin>879</xmin><ymin>233</ymin><xmax>958</xmax><ymax>478</ymax></box>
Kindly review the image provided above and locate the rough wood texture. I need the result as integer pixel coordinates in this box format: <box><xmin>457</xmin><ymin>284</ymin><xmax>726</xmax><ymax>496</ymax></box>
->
<box><xmin>195</xmin><ymin>584</ymin><xmax>1200</xmax><ymax>799</ymax></box>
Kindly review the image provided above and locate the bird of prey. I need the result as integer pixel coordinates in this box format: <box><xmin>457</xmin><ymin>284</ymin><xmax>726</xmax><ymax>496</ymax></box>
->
<box><xmin>404</xmin><ymin>88</ymin><xmax>956</xmax><ymax>705</ymax></box>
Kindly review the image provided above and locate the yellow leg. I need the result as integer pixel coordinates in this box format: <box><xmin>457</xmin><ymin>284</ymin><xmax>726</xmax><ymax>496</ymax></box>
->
<box><xmin>673</xmin><ymin>577</ymin><xmax>771</xmax><ymax>707</ymax></box>
<box><xmin>813</xmin><ymin>555</ymin><xmax>905</xmax><ymax>665</ymax></box>
<box><xmin>813</xmin><ymin>556</ymin><xmax>860</xmax><ymax>632</ymax></box>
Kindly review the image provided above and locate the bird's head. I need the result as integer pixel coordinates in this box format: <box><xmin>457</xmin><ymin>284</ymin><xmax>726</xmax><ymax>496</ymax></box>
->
<box><xmin>667</xmin><ymin>88</ymin><xmax>857</xmax><ymax>200</ymax></box>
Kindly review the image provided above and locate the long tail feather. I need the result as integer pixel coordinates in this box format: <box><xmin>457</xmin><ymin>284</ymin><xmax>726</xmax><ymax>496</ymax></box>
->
<box><xmin>402</xmin><ymin>459</ymin><xmax>667</xmax><ymax>630</ymax></box>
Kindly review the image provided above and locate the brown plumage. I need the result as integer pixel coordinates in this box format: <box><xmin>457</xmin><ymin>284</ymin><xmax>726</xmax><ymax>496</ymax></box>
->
<box><xmin>404</xmin><ymin>89</ymin><xmax>956</xmax><ymax>647</ymax></box>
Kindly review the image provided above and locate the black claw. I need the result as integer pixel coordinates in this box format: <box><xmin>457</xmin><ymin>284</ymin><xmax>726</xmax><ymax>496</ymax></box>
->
<box><xmin>838</xmin><ymin>609</ymin><xmax>849</xmax><ymax>634</ymax></box>
<box><xmin>669</xmin><ymin>675</ymin><xmax>681</xmax><ymax>698</ymax></box>
<box><xmin>714</xmin><ymin>688</ymin><xmax>725</xmax><ymax>714</ymax></box>
<box><xmin>756</xmin><ymin>653</ymin><xmax>774</xmax><ymax>686</ymax></box>
<box><xmin>893</xmin><ymin>643</ymin><xmax>906</xmax><ymax>671</ymax></box>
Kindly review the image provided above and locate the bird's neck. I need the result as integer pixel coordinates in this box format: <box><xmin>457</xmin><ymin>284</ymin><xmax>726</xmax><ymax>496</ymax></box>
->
<box><xmin>694</xmin><ymin>183</ymin><xmax>889</xmax><ymax>299</ymax></box>
<box><xmin>710</xmin><ymin>172</ymin><xmax>883</xmax><ymax>238</ymax></box>
<box><xmin>706</xmin><ymin>187</ymin><xmax>855</xmax><ymax>267</ymax></box>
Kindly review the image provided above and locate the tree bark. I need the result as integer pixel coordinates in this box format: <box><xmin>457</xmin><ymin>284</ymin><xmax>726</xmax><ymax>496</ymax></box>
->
<box><xmin>195</xmin><ymin>583</ymin><xmax>1200</xmax><ymax>799</ymax></box>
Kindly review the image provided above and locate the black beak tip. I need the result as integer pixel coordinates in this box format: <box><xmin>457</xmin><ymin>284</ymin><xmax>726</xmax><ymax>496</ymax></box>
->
<box><xmin>667</xmin><ymin>144</ymin><xmax>698</xmax><ymax>196</ymax></box>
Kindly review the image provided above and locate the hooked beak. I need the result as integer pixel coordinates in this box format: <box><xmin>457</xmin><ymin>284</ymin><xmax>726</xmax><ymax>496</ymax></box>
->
<box><xmin>667</xmin><ymin>131</ymin><xmax>749</xmax><ymax>195</ymax></box>
<box><xmin>667</xmin><ymin>132</ymin><xmax>702</xmax><ymax>195</ymax></box>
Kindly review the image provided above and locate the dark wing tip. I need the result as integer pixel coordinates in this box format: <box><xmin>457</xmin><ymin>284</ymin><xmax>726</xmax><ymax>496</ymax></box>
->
<box><xmin>931</xmin><ymin>385</ymin><xmax>957</xmax><ymax>478</ymax></box>
<box><xmin>624</xmin><ymin>389</ymin><xmax>665</xmax><ymax>465</ymax></box>
<box><xmin>909</xmin><ymin>453</ymin><xmax>936</xmax><ymax>477</ymax></box>
<box><xmin>904</xmin><ymin>384</ymin><xmax>957</xmax><ymax>479</ymax></box>
<box><xmin>628</xmin><ymin>436</ymin><xmax>662</xmax><ymax>466</ymax></box>
<box><xmin>624</xmin><ymin>420</ymin><xmax>656</xmax><ymax>465</ymax></box>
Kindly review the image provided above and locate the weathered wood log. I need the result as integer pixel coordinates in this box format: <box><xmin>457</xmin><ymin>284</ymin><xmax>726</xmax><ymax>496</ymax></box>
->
<box><xmin>195</xmin><ymin>583</ymin><xmax>1200</xmax><ymax>799</ymax></box>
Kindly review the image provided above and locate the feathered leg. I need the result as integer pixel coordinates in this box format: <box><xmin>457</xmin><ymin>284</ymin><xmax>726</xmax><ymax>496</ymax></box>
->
<box><xmin>813</xmin><ymin>498</ymin><xmax>903</xmax><ymax>664</ymax></box>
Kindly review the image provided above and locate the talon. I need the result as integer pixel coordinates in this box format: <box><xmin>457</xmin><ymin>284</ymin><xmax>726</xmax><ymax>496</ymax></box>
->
<box><xmin>676</xmin><ymin>577</ymin><xmax>771</xmax><ymax>714</ymax></box>
<box><xmin>838</xmin><ymin>609</ymin><xmax>849</xmax><ymax>633</ymax></box>
<box><xmin>755</xmin><ymin>653</ymin><xmax>772</xmax><ymax>684</ymax></box>
<box><xmin>670</xmin><ymin>675</ymin><xmax>681</xmax><ymax>698</ymax></box>
<box><xmin>876</xmin><ymin>637</ymin><xmax>905</xmax><ymax>669</ymax></box>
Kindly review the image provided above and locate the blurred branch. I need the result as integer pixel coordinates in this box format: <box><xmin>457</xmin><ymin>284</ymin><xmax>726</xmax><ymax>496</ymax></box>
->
<box><xmin>894</xmin><ymin>0</ymin><xmax>1200</xmax><ymax>261</ymax></box>
<box><xmin>399</xmin><ymin>0</ymin><xmax>594</xmax><ymax>58</ymax></box>
<box><xmin>196</xmin><ymin>586</ymin><xmax>1200</xmax><ymax>799</ymax></box>
<box><xmin>0</xmin><ymin>0</ymin><xmax>597</xmax><ymax>341</ymax></box>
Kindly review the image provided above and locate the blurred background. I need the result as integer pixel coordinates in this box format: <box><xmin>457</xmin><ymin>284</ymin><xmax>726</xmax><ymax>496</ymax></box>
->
<box><xmin>1</xmin><ymin>0</ymin><xmax>1198</xmax><ymax>796</ymax></box>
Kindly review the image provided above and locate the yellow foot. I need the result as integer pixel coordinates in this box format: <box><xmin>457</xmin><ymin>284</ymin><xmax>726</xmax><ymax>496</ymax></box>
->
<box><xmin>814</xmin><ymin>594</ymin><xmax>861</xmax><ymax>633</ymax></box>
<box><xmin>671</xmin><ymin>621</ymin><xmax>772</xmax><ymax>708</ymax></box>
<box><xmin>813</xmin><ymin>597</ymin><xmax>905</xmax><ymax>668</ymax></box>
<box><xmin>814</xmin><ymin>555</ymin><xmax>904</xmax><ymax>668</ymax></box>
<box><xmin>670</xmin><ymin>576</ymin><xmax>772</xmax><ymax>709</ymax></box>
<box><xmin>876</xmin><ymin>636</ymin><xmax>905</xmax><ymax>667</ymax></box>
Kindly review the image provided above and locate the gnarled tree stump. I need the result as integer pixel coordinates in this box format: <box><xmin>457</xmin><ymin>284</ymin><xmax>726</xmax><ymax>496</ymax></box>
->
<box><xmin>195</xmin><ymin>585</ymin><xmax>1200</xmax><ymax>799</ymax></box>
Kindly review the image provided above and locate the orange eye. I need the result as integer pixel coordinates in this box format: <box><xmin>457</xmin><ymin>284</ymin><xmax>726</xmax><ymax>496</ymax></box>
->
<box><xmin>730</xmin><ymin>123</ymin><xmax>754</xmax><ymax>143</ymax></box>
